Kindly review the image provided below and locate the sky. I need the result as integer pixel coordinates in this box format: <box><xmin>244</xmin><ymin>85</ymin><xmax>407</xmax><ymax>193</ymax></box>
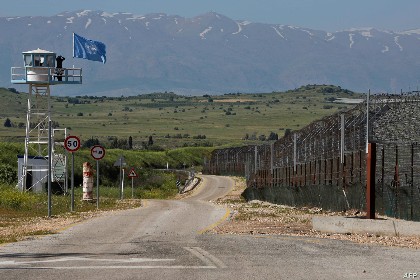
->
<box><xmin>1</xmin><ymin>0</ymin><xmax>420</xmax><ymax>32</ymax></box>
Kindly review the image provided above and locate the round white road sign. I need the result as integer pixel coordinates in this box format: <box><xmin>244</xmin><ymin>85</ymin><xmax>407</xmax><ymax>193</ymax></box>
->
<box><xmin>91</xmin><ymin>145</ymin><xmax>106</xmax><ymax>160</ymax></box>
<box><xmin>64</xmin><ymin>136</ymin><xmax>81</xmax><ymax>152</ymax></box>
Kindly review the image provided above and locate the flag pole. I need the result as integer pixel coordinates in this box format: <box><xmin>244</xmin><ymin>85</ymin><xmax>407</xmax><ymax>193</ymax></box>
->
<box><xmin>72</xmin><ymin>33</ymin><xmax>74</xmax><ymax>58</ymax></box>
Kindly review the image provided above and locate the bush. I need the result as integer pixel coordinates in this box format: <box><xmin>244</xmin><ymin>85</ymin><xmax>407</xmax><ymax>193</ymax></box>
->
<box><xmin>0</xmin><ymin>164</ymin><xmax>17</xmax><ymax>184</ymax></box>
<box><xmin>0</xmin><ymin>186</ymin><xmax>32</xmax><ymax>210</ymax></box>
<box><xmin>4</xmin><ymin>118</ymin><xmax>12</xmax><ymax>128</ymax></box>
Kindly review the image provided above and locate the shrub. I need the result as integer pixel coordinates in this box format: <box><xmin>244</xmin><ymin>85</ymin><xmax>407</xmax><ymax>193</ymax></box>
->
<box><xmin>0</xmin><ymin>186</ymin><xmax>31</xmax><ymax>210</ymax></box>
<box><xmin>4</xmin><ymin>118</ymin><xmax>12</xmax><ymax>128</ymax></box>
<box><xmin>0</xmin><ymin>164</ymin><xmax>17</xmax><ymax>184</ymax></box>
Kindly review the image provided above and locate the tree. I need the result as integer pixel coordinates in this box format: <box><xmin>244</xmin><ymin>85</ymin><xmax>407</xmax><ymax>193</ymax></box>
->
<box><xmin>268</xmin><ymin>132</ymin><xmax>279</xmax><ymax>141</ymax></box>
<box><xmin>7</xmin><ymin>88</ymin><xmax>19</xmax><ymax>94</ymax></box>
<box><xmin>52</xmin><ymin>121</ymin><xmax>60</xmax><ymax>128</ymax></box>
<box><xmin>128</xmin><ymin>136</ymin><xmax>133</xmax><ymax>149</ymax></box>
<box><xmin>258</xmin><ymin>135</ymin><xmax>266</xmax><ymax>141</ymax></box>
<box><xmin>83</xmin><ymin>138</ymin><xmax>100</xmax><ymax>148</ymax></box>
<box><xmin>4</xmin><ymin>118</ymin><xmax>12</xmax><ymax>128</ymax></box>
<box><xmin>284</xmin><ymin>129</ymin><xmax>292</xmax><ymax>138</ymax></box>
<box><xmin>110</xmin><ymin>137</ymin><xmax>119</xmax><ymax>149</ymax></box>
<box><xmin>110</xmin><ymin>137</ymin><xmax>128</xmax><ymax>149</ymax></box>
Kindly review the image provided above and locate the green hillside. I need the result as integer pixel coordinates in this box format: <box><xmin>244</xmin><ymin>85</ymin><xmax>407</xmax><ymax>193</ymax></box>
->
<box><xmin>0</xmin><ymin>85</ymin><xmax>363</xmax><ymax>149</ymax></box>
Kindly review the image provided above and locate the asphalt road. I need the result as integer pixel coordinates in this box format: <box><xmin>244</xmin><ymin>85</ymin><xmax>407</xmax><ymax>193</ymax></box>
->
<box><xmin>0</xmin><ymin>175</ymin><xmax>419</xmax><ymax>280</ymax></box>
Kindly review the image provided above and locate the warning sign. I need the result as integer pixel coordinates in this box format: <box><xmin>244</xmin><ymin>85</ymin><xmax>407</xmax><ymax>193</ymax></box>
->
<box><xmin>127</xmin><ymin>168</ymin><xmax>138</xmax><ymax>178</ymax></box>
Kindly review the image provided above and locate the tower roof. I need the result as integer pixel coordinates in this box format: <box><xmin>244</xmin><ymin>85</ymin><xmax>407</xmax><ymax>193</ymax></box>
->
<box><xmin>23</xmin><ymin>48</ymin><xmax>55</xmax><ymax>54</ymax></box>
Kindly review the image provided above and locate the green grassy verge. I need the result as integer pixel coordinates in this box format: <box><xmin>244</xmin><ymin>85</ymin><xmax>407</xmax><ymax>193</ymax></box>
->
<box><xmin>0</xmin><ymin>173</ymin><xmax>179</xmax><ymax>244</ymax></box>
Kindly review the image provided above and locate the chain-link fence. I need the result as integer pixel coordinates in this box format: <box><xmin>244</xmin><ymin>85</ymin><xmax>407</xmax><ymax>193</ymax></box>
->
<box><xmin>203</xmin><ymin>92</ymin><xmax>420</xmax><ymax>221</ymax></box>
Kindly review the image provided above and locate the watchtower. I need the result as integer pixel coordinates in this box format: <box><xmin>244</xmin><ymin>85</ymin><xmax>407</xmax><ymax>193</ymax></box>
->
<box><xmin>11</xmin><ymin>48</ymin><xmax>82</xmax><ymax>192</ymax></box>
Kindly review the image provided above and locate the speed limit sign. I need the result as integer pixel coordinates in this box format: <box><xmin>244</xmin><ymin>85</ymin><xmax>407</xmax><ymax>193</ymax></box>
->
<box><xmin>64</xmin><ymin>136</ymin><xmax>81</xmax><ymax>152</ymax></box>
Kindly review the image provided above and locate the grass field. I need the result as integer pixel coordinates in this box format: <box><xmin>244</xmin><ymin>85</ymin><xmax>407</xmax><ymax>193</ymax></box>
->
<box><xmin>0</xmin><ymin>85</ymin><xmax>363</xmax><ymax>149</ymax></box>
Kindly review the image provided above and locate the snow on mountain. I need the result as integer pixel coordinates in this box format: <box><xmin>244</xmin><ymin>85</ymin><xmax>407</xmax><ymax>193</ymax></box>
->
<box><xmin>1</xmin><ymin>11</ymin><xmax>419</xmax><ymax>96</ymax></box>
<box><xmin>200</xmin><ymin>27</ymin><xmax>213</xmax><ymax>39</ymax></box>
<box><xmin>399</xmin><ymin>29</ymin><xmax>420</xmax><ymax>35</ymax></box>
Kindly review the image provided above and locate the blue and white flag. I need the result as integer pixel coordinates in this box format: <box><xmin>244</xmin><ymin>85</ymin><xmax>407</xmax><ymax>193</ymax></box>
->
<box><xmin>73</xmin><ymin>33</ymin><xmax>106</xmax><ymax>64</ymax></box>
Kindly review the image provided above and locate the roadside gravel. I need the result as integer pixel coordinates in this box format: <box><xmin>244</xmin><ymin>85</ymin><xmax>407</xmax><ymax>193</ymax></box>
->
<box><xmin>210</xmin><ymin>177</ymin><xmax>420</xmax><ymax>249</ymax></box>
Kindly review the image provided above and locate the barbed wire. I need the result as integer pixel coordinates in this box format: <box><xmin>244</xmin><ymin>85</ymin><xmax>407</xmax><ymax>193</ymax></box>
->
<box><xmin>204</xmin><ymin>92</ymin><xmax>420</xmax><ymax>221</ymax></box>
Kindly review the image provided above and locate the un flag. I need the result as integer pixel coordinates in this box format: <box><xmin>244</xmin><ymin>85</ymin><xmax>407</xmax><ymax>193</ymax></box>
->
<box><xmin>73</xmin><ymin>33</ymin><xmax>106</xmax><ymax>64</ymax></box>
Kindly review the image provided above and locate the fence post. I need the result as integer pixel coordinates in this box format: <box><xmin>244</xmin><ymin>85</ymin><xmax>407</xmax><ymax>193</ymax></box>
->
<box><xmin>336</xmin><ymin>156</ymin><xmax>340</xmax><ymax>186</ymax></box>
<box><xmin>254</xmin><ymin>146</ymin><xmax>258</xmax><ymax>174</ymax></box>
<box><xmin>359</xmin><ymin>150</ymin><xmax>363</xmax><ymax>183</ymax></box>
<box><xmin>318</xmin><ymin>159</ymin><xmax>322</xmax><ymax>185</ymax></box>
<box><xmin>350</xmin><ymin>152</ymin><xmax>354</xmax><ymax>184</ymax></box>
<box><xmin>411</xmin><ymin>143</ymin><xmax>414</xmax><ymax>220</ymax></box>
<box><xmin>324</xmin><ymin>159</ymin><xmax>327</xmax><ymax>185</ymax></box>
<box><xmin>381</xmin><ymin>146</ymin><xmax>385</xmax><ymax>209</ymax></box>
<box><xmin>270</xmin><ymin>142</ymin><xmax>274</xmax><ymax>175</ymax></box>
<box><xmin>341</xmin><ymin>114</ymin><xmax>345</xmax><ymax>163</ymax></box>
<box><xmin>294</xmin><ymin>133</ymin><xmax>297</xmax><ymax>172</ymax></box>
<box><xmin>366</xmin><ymin>89</ymin><xmax>370</xmax><ymax>153</ymax></box>
<box><xmin>366</xmin><ymin>142</ymin><xmax>376</xmax><ymax>219</ymax></box>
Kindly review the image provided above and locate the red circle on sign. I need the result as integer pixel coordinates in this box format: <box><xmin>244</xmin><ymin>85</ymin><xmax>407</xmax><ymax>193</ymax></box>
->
<box><xmin>64</xmin><ymin>136</ymin><xmax>81</xmax><ymax>152</ymax></box>
<box><xmin>91</xmin><ymin>145</ymin><xmax>106</xmax><ymax>160</ymax></box>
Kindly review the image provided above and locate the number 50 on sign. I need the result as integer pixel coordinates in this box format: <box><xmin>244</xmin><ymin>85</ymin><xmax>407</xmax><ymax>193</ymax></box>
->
<box><xmin>64</xmin><ymin>136</ymin><xmax>81</xmax><ymax>152</ymax></box>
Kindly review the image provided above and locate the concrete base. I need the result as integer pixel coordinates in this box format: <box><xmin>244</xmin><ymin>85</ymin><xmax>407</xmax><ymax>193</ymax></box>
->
<box><xmin>312</xmin><ymin>216</ymin><xmax>420</xmax><ymax>237</ymax></box>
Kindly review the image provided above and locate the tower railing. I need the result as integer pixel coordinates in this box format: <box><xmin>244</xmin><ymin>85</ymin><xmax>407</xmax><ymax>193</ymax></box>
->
<box><xmin>11</xmin><ymin>67</ymin><xmax>82</xmax><ymax>84</ymax></box>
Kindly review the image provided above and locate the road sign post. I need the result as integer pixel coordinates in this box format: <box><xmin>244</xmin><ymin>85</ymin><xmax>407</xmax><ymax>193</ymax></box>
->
<box><xmin>122</xmin><ymin>168</ymin><xmax>125</xmax><ymax>199</ymax></box>
<box><xmin>91</xmin><ymin>145</ymin><xmax>106</xmax><ymax>209</ymax></box>
<box><xmin>114</xmin><ymin>156</ymin><xmax>126</xmax><ymax>200</ymax></box>
<box><xmin>127</xmin><ymin>168</ymin><xmax>138</xmax><ymax>198</ymax></box>
<box><xmin>64</xmin><ymin>136</ymin><xmax>81</xmax><ymax>212</ymax></box>
<box><xmin>47</xmin><ymin>120</ymin><xmax>52</xmax><ymax>217</ymax></box>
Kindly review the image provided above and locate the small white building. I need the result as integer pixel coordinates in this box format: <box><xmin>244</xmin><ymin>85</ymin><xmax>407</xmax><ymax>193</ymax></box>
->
<box><xmin>17</xmin><ymin>154</ymin><xmax>67</xmax><ymax>193</ymax></box>
<box><xmin>17</xmin><ymin>155</ymin><xmax>48</xmax><ymax>192</ymax></box>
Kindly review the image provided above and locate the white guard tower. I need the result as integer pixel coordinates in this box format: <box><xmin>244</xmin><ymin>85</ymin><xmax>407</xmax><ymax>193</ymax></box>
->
<box><xmin>11</xmin><ymin>49</ymin><xmax>82</xmax><ymax>192</ymax></box>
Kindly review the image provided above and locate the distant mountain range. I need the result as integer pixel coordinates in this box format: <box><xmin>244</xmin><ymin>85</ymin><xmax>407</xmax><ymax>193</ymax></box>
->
<box><xmin>1</xmin><ymin>10</ymin><xmax>419</xmax><ymax>96</ymax></box>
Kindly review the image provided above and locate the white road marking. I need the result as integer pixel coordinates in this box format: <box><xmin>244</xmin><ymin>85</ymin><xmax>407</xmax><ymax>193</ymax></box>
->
<box><xmin>5</xmin><ymin>265</ymin><xmax>216</xmax><ymax>270</ymax></box>
<box><xmin>0</xmin><ymin>257</ymin><xmax>175</xmax><ymax>266</ymax></box>
<box><xmin>184</xmin><ymin>247</ymin><xmax>227</xmax><ymax>268</ymax></box>
<box><xmin>0</xmin><ymin>251</ymin><xmax>225</xmax><ymax>270</ymax></box>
